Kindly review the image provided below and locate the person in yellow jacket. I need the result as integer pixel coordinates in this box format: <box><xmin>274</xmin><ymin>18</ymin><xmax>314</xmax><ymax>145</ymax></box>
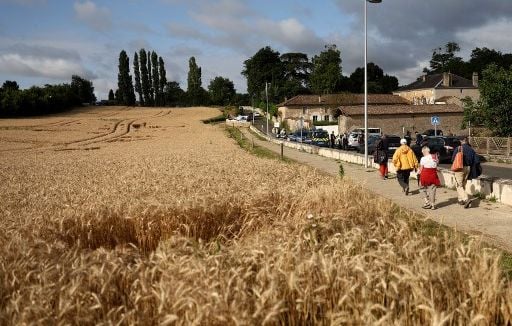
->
<box><xmin>392</xmin><ymin>138</ymin><xmax>419</xmax><ymax>195</ymax></box>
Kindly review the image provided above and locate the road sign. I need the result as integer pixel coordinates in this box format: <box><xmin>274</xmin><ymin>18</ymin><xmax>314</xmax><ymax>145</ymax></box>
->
<box><xmin>431</xmin><ymin>116</ymin><xmax>440</xmax><ymax>126</ymax></box>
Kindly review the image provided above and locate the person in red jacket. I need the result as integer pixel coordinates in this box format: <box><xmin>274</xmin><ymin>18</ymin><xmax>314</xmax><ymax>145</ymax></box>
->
<box><xmin>419</xmin><ymin>146</ymin><xmax>441</xmax><ymax>210</ymax></box>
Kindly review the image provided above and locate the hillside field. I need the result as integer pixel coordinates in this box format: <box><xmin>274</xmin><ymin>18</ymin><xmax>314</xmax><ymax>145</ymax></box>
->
<box><xmin>0</xmin><ymin>106</ymin><xmax>510</xmax><ymax>325</ymax></box>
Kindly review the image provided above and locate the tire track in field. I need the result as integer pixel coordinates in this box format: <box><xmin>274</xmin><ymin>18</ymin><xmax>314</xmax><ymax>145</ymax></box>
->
<box><xmin>62</xmin><ymin>118</ymin><xmax>129</xmax><ymax>146</ymax></box>
<box><xmin>77</xmin><ymin>119</ymin><xmax>137</xmax><ymax>146</ymax></box>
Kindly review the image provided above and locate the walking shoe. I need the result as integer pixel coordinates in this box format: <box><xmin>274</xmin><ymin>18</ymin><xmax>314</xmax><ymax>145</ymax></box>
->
<box><xmin>464</xmin><ymin>199</ymin><xmax>472</xmax><ymax>209</ymax></box>
<box><xmin>430</xmin><ymin>205</ymin><xmax>436</xmax><ymax>210</ymax></box>
<box><xmin>422</xmin><ymin>203</ymin><xmax>431</xmax><ymax>209</ymax></box>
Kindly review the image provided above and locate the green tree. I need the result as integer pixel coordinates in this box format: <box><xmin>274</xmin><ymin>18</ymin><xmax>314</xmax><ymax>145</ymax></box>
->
<box><xmin>208</xmin><ymin>76</ymin><xmax>236</xmax><ymax>105</ymax></box>
<box><xmin>242</xmin><ymin>46</ymin><xmax>284</xmax><ymax>102</ymax></box>
<box><xmin>71</xmin><ymin>75</ymin><xmax>96</xmax><ymax>104</ymax></box>
<box><xmin>139</xmin><ymin>49</ymin><xmax>151</xmax><ymax>106</ymax></box>
<box><xmin>133</xmin><ymin>52</ymin><xmax>143</xmax><ymax>105</ymax></box>
<box><xmin>158</xmin><ymin>56</ymin><xmax>167</xmax><ymax>106</ymax></box>
<box><xmin>147</xmin><ymin>52</ymin><xmax>153</xmax><ymax>104</ymax></box>
<box><xmin>427</xmin><ymin>42</ymin><xmax>466</xmax><ymax>75</ymax></box>
<box><xmin>117</xmin><ymin>50</ymin><xmax>136</xmax><ymax>105</ymax></box>
<box><xmin>462</xmin><ymin>64</ymin><xmax>512</xmax><ymax>136</ymax></box>
<box><xmin>2</xmin><ymin>80</ymin><xmax>19</xmax><ymax>91</ymax></box>
<box><xmin>280</xmin><ymin>52</ymin><xmax>312</xmax><ymax>98</ymax></box>
<box><xmin>187</xmin><ymin>56</ymin><xmax>202</xmax><ymax>105</ymax></box>
<box><xmin>164</xmin><ymin>81</ymin><xmax>185</xmax><ymax>106</ymax></box>
<box><xmin>108</xmin><ymin>89</ymin><xmax>115</xmax><ymax>102</ymax></box>
<box><xmin>151</xmin><ymin>51</ymin><xmax>160</xmax><ymax>106</ymax></box>
<box><xmin>348</xmin><ymin>62</ymin><xmax>398</xmax><ymax>93</ymax></box>
<box><xmin>310</xmin><ymin>44</ymin><xmax>342</xmax><ymax>94</ymax></box>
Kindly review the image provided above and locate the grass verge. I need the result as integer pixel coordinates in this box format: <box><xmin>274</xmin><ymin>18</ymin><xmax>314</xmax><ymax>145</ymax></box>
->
<box><xmin>226</xmin><ymin>126</ymin><xmax>293</xmax><ymax>162</ymax></box>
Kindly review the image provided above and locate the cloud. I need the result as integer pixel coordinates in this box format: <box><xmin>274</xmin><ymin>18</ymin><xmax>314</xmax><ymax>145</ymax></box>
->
<box><xmin>0</xmin><ymin>53</ymin><xmax>95</xmax><ymax>79</ymax></box>
<box><xmin>256</xmin><ymin>18</ymin><xmax>325</xmax><ymax>53</ymax></box>
<box><xmin>330</xmin><ymin>0</ymin><xmax>512</xmax><ymax>84</ymax></box>
<box><xmin>456</xmin><ymin>18</ymin><xmax>512</xmax><ymax>53</ymax></box>
<box><xmin>74</xmin><ymin>1</ymin><xmax>112</xmax><ymax>32</ymax></box>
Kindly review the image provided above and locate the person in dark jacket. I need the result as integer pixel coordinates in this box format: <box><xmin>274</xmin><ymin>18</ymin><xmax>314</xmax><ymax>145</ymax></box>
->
<box><xmin>374</xmin><ymin>135</ymin><xmax>389</xmax><ymax>179</ymax></box>
<box><xmin>451</xmin><ymin>137</ymin><xmax>480</xmax><ymax>208</ymax></box>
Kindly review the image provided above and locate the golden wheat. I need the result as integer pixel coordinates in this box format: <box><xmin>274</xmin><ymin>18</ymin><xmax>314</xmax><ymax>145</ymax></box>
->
<box><xmin>0</xmin><ymin>106</ymin><xmax>510</xmax><ymax>325</ymax></box>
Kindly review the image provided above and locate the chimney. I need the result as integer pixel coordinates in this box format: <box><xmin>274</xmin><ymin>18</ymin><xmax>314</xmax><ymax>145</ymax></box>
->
<box><xmin>318</xmin><ymin>96</ymin><xmax>321</xmax><ymax>103</ymax></box>
<box><xmin>421</xmin><ymin>74</ymin><xmax>426</xmax><ymax>82</ymax></box>
<box><xmin>472</xmin><ymin>72</ymin><xmax>479</xmax><ymax>87</ymax></box>
<box><xmin>443</xmin><ymin>72</ymin><xmax>451</xmax><ymax>87</ymax></box>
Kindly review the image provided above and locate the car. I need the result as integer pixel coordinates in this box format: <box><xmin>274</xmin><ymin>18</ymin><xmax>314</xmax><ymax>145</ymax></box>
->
<box><xmin>288</xmin><ymin>130</ymin><xmax>310</xmax><ymax>143</ymax></box>
<box><xmin>235</xmin><ymin>115</ymin><xmax>249</xmax><ymax>121</ymax></box>
<box><xmin>311</xmin><ymin>130</ymin><xmax>330</xmax><ymax>147</ymax></box>
<box><xmin>422</xmin><ymin>129</ymin><xmax>443</xmax><ymax>137</ymax></box>
<box><xmin>347</xmin><ymin>128</ymin><xmax>381</xmax><ymax>149</ymax></box>
<box><xmin>355</xmin><ymin>135</ymin><xmax>401</xmax><ymax>157</ymax></box>
<box><xmin>355</xmin><ymin>134</ymin><xmax>381</xmax><ymax>153</ymax></box>
<box><xmin>412</xmin><ymin>136</ymin><xmax>451</xmax><ymax>163</ymax></box>
<box><xmin>347</xmin><ymin>131</ymin><xmax>363</xmax><ymax>148</ymax></box>
<box><xmin>441</xmin><ymin>136</ymin><xmax>462</xmax><ymax>159</ymax></box>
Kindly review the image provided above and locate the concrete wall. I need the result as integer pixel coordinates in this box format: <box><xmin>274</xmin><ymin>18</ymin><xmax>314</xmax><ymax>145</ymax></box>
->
<box><xmin>339</xmin><ymin>113</ymin><xmax>466</xmax><ymax>136</ymax></box>
<box><xmin>250</xmin><ymin>125</ymin><xmax>512</xmax><ymax>207</ymax></box>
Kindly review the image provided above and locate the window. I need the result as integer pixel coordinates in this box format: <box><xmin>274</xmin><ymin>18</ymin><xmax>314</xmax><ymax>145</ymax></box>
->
<box><xmin>324</xmin><ymin>115</ymin><xmax>329</xmax><ymax>121</ymax></box>
<box><xmin>313</xmin><ymin>115</ymin><xmax>318</xmax><ymax>122</ymax></box>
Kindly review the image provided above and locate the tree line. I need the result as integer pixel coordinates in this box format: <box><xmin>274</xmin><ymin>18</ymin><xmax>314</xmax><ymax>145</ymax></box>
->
<box><xmin>242</xmin><ymin>44</ymin><xmax>400</xmax><ymax>108</ymax></box>
<box><xmin>424</xmin><ymin>42</ymin><xmax>512</xmax><ymax>79</ymax></box>
<box><xmin>0</xmin><ymin>75</ymin><xmax>96</xmax><ymax>117</ymax></box>
<box><xmin>113</xmin><ymin>49</ymin><xmax>248</xmax><ymax>107</ymax></box>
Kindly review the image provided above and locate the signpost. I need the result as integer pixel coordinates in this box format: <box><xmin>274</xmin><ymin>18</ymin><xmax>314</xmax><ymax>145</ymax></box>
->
<box><xmin>431</xmin><ymin>115</ymin><xmax>440</xmax><ymax>136</ymax></box>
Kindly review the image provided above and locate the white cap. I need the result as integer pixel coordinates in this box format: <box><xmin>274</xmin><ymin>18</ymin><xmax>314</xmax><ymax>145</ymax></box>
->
<box><xmin>400</xmin><ymin>138</ymin><xmax>407</xmax><ymax>145</ymax></box>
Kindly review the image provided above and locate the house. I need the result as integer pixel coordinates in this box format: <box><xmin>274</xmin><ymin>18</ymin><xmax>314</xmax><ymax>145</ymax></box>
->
<box><xmin>394</xmin><ymin>72</ymin><xmax>480</xmax><ymax>105</ymax></box>
<box><xmin>278</xmin><ymin>93</ymin><xmax>410</xmax><ymax>131</ymax></box>
<box><xmin>338</xmin><ymin>104</ymin><xmax>465</xmax><ymax>136</ymax></box>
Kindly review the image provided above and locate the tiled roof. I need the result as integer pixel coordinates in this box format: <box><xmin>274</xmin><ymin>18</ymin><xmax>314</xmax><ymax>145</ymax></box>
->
<box><xmin>340</xmin><ymin>104</ymin><xmax>462</xmax><ymax>116</ymax></box>
<box><xmin>279</xmin><ymin>93</ymin><xmax>410</xmax><ymax>107</ymax></box>
<box><xmin>397</xmin><ymin>73</ymin><xmax>476</xmax><ymax>92</ymax></box>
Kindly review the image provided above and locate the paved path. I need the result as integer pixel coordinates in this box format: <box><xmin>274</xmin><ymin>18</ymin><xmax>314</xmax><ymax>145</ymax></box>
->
<box><xmin>243</xmin><ymin>129</ymin><xmax>512</xmax><ymax>252</ymax></box>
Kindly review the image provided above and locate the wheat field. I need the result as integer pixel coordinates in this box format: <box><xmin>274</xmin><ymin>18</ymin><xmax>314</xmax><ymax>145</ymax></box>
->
<box><xmin>0</xmin><ymin>106</ymin><xmax>510</xmax><ymax>325</ymax></box>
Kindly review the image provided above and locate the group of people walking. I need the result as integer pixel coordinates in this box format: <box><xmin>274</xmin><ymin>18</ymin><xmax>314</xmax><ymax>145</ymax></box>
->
<box><xmin>374</xmin><ymin>136</ymin><xmax>480</xmax><ymax>210</ymax></box>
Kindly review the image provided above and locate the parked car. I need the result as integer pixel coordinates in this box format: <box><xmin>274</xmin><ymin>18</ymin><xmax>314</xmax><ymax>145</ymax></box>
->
<box><xmin>355</xmin><ymin>134</ymin><xmax>381</xmax><ymax>154</ymax></box>
<box><xmin>347</xmin><ymin>128</ymin><xmax>381</xmax><ymax>149</ymax></box>
<box><xmin>347</xmin><ymin>131</ymin><xmax>363</xmax><ymax>148</ymax></box>
<box><xmin>422</xmin><ymin>129</ymin><xmax>443</xmax><ymax>137</ymax></box>
<box><xmin>288</xmin><ymin>130</ymin><xmax>310</xmax><ymax>143</ymax></box>
<box><xmin>412</xmin><ymin>136</ymin><xmax>452</xmax><ymax>162</ymax></box>
<box><xmin>355</xmin><ymin>135</ymin><xmax>401</xmax><ymax>157</ymax></box>
<box><xmin>311</xmin><ymin>130</ymin><xmax>330</xmax><ymax>147</ymax></box>
<box><xmin>384</xmin><ymin>135</ymin><xmax>402</xmax><ymax>157</ymax></box>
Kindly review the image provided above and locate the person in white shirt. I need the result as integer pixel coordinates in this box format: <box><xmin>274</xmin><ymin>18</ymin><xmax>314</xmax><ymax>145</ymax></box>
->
<box><xmin>419</xmin><ymin>146</ymin><xmax>441</xmax><ymax>210</ymax></box>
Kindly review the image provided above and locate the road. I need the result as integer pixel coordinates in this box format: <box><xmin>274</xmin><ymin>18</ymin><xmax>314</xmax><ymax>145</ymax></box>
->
<box><xmin>439</xmin><ymin>162</ymin><xmax>512</xmax><ymax>179</ymax></box>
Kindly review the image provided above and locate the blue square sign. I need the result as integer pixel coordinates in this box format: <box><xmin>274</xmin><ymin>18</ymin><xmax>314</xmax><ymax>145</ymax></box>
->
<box><xmin>431</xmin><ymin>115</ymin><xmax>440</xmax><ymax>126</ymax></box>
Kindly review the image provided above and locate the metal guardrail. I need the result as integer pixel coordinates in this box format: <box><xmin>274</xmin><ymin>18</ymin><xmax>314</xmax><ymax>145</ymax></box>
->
<box><xmin>470</xmin><ymin>137</ymin><xmax>511</xmax><ymax>157</ymax></box>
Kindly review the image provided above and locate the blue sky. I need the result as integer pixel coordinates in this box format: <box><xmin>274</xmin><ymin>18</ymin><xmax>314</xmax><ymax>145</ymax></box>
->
<box><xmin>1</xmin><ymin>0</ymin><xmax>512</xmax><ymax>100</ymax></box>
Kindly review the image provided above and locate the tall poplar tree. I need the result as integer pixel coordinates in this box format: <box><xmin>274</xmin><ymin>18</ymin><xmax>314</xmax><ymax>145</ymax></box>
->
<box><xmin>158</xmin><ymin>56</ymin><xmax>167</xmax><ymax>106</ymax></box>
<box><xmin>151</xmin><ymin>51</ymin><xmax>160</xmax><ymax>106</ymax></box>
<box><xmin>187</xmin><ymin>56</ymin><xmax>202</xmax><ymax>106</ymax></box>
<box><xmin>133</xmin><ymin>52</ymin><xmax>143</xmax><ymax>105</ymax></box>
<box><xmin>117</xmin><ymin>50</ymin><xmax>135</xmax><ymax>105</ymax></box>
<box><xmin>147</xmin><ymin>52</ymin><xmax>154</xmax><ymax>104</ymax></box>
<box><xmin>139</xmin><ymin>49</ymin><xmax>151</xmax><ymax>105</ymax></box>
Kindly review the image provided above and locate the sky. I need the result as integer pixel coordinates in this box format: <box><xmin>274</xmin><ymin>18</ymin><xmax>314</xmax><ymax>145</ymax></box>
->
<box><xmin>1</xmin><ymin>0</ymin><xmax>512</xmax><ymax>100</ymax></box>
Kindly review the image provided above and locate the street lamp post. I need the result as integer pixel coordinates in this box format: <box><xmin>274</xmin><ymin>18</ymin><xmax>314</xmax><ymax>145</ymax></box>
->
<box><xmin>364</xmin><ymin>0</ymin><xmax>382</xmax><ymax>168</ymax></box>
<box><xmin>265</xmin><ymin>82</ymin><xmax>269</xmax><ymax>135</ymax></box>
